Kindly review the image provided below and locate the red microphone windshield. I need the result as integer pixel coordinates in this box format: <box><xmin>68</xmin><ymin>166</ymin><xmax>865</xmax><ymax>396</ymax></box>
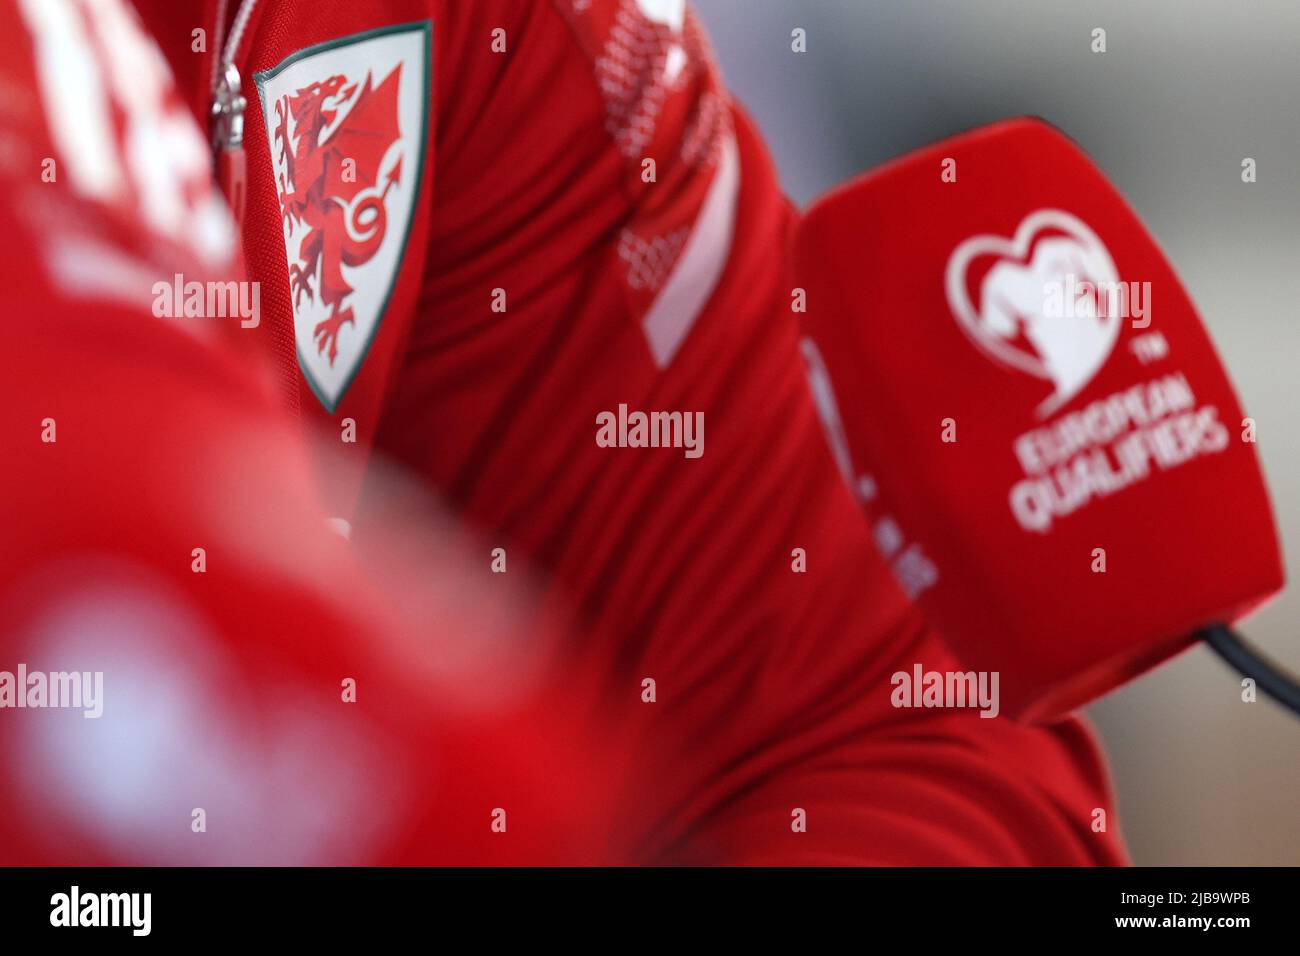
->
<box><xmin>797</xmin><ymin>117</ymin><xmax>1284</xmax><ymax>721</ymax></box>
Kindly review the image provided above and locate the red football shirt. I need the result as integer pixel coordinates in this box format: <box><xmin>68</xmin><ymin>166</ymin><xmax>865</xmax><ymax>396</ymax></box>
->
<box><xmin>2</xmin><ymin>0</ymin><xmax>629</xmax><ymax>865</ymax></box>
<box><xmin>132</xmin><ymin>0</ymin><xmax>1131</xmax><ymax>864</ymax></box>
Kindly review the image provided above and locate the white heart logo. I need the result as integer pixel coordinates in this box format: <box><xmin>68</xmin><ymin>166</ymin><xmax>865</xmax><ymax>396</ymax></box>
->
<box><xmin>945</xmin><ymin>209</ymin><xmax>1122</xmax><ymax>417</ymax></box>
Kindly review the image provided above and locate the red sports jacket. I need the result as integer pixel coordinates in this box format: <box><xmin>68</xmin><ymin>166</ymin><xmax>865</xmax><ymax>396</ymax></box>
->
<box><xmin>2</xmin><ymin>0</ymin><xmax>630</xmax><ymax>865</ymax></box>
<box><xmin>129</xmin><ymin>0</ymin><xmax>1130</xmax><ymax>864</ymax></box>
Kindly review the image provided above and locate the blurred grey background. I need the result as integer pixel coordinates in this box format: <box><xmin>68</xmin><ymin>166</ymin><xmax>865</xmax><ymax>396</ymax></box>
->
<box><xmin>693</xmin><ymin>0</ymin><xmax>1299</xmax><ymax>865</ymax></box>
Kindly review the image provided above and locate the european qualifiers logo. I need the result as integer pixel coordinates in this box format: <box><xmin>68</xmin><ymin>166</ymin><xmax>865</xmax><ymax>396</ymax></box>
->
<box><xmin>942</xmin><ymin>209</ymin><xmax>1217</xmax><ymax>535</ymax></box>
<box><xmin>945</xmin><ymin>209</ymin><xmax>1142</xmax><ymax>418</ymax></box>
<box><xmin>1008</xmin><ymin>372</ymin><xmax>1229</xmax><ymax>533</ymax></box>
<box><xmin>255</xmin><ymin>22</ymin><xmax>430</xmax><ymax>411</ymax></box>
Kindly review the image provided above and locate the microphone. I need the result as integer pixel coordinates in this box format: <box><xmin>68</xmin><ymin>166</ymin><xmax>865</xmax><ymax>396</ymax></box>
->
<box><xmin>795</xmin><ymin>117</ymin><xmax>1287</xmax><ymax>722</ymax></box>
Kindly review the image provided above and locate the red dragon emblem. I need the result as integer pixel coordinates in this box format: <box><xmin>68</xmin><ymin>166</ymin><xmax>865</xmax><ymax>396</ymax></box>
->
<box><xmin>272</xmin><ymin>65</ymin><xmax>404</xmax><ymax>365</ymax></box>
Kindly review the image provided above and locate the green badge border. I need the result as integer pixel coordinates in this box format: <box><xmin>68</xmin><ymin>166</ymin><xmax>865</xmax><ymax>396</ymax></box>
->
<box><xmin>254</xmin><ymin>19</ymin><xmax>432</xmax><ymax>413</ymax></box>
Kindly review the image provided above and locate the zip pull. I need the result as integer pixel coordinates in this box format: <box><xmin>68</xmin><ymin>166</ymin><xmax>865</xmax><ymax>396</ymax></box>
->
<box><xmin>211</xmin><ymin>61</ymin><xmax>248</xmax><ymax>230</ymax></box>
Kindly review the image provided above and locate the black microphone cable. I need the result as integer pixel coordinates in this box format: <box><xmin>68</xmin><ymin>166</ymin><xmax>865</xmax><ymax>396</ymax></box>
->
<box><xmin>1199</xmin><ymin>623</ymin><xmax>1300</xmax><ymax>718</ymax></box>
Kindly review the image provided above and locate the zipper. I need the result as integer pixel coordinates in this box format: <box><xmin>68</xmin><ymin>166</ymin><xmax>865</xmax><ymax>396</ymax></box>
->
<box><xmin>210</xmin><ymin>0</ymin><xmax>261</xmax><ymax>230</ymax></box>
<box><xmin>208</xmin><ymin>0</ymin><xmax>301</xmax><ymax>413</ymax></box>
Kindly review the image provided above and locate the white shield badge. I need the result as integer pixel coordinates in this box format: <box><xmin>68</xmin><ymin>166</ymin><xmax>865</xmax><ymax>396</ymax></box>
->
<box><xmin>255</xmin><ymin>22</ymin><xmax>430</xmax><ymax>411</ymax></box>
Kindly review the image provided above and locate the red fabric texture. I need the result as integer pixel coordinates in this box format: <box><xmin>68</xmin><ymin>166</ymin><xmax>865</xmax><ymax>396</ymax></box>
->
<box><xmin>111</xmin><ymin>0</ymin><xmax>1132</xmax><ymax>864</ymax></box>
